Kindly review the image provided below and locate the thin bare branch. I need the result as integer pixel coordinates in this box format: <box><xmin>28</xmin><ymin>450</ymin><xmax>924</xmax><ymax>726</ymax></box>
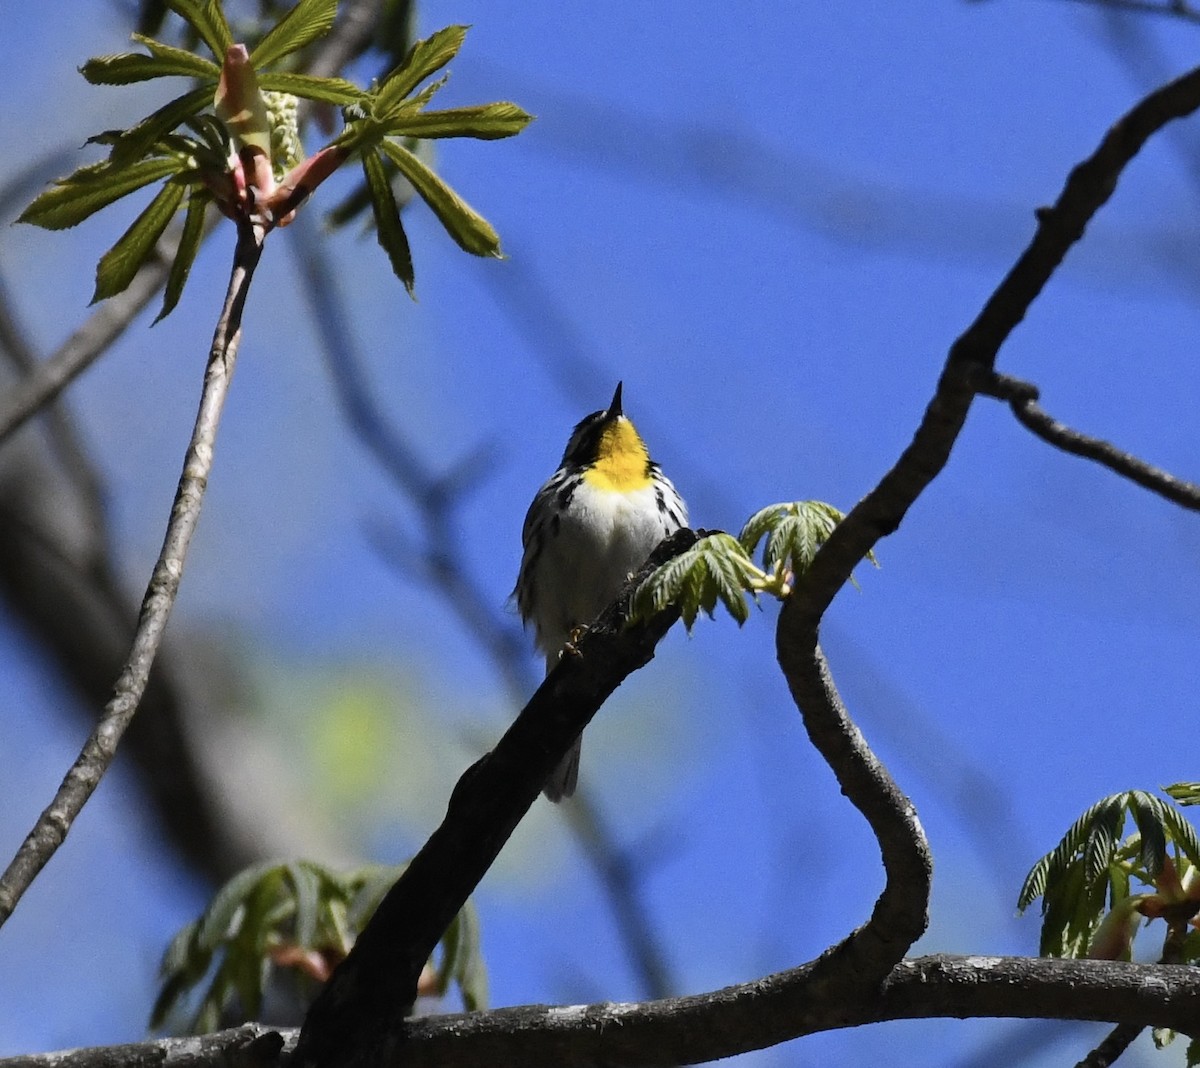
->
<box><xmin>975</xmin><ymin>371</ymin><xmax>1200</xmax><ymax>509</ymax></box>
<box><xmin>0</xmin><ymin>222</ymin><xmax>264</xmax><ymax>931</ymax></box>
<box><xmin>776</xmin><ymin>637</ymin><xmax>931</xmax><ymax>981</ymax></box>
<box><xmin>1075</xmin><ymin>1024</ymin><xmax>1142</xmax><ymax>1068</ymax></box>
<box><xmin>0</xmin><ymin>237</ymin><xmax>180</xmax><ymax>447</ymax></box>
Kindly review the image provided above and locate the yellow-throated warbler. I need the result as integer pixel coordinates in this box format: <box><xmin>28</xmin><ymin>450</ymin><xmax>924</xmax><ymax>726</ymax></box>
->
<box><xmin>515</xmin><ymin>383</ymin><xmax>688</xmax><ymax>801</ymax></box>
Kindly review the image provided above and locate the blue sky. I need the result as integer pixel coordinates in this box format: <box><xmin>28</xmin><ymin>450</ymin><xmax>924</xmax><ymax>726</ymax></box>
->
<box><xmin>1</xmin><ymin>3</ymin><xmax>1198</xmax><ymax>1065</ymax></box>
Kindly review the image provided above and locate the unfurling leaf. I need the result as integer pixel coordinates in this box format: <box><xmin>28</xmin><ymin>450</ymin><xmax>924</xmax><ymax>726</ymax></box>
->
<box><xmin>378</xmin><ymin>138</ymin><xmax>502</xmax><ymax>257</ymax></box>
<box><xmin>386</xmin><ymin>103</ymin><xmax>534</xmax><ymax>141</ymax></box>
<box><xmin>249</xmin><ymin>0</ymin><xmax>339</xmax><ymax>69</ymax></box>
<box><xmin>156</xmin><ymin>189</ymin><xmax>209</xmax><ymax>322</ymax></box>
<box><xmin>739</xmin><ymin>500</ymin><xmax>876</xmax><ymax>580</ymax></box>
<box><xmin>258</xmin><ymin>71</ymin><xmax>364</xmax><ymax>106</ymax></box>
<box><xmin>1165</xmin><ymin>782</ymin><xmax>1200</xmax><ymax>807</ymax></box>
<box><xmin>19</xmin><ymin>156</ymin><xmax>183</xmax><ymax>231</ymax></box>
<box><xmin>164</xmin><ymin>0</ymin><xmax>234</xmax><ymax>60</ymax></box>
<box><xmin>93</xmin><ymin>178</ymin><xmax>187</xmax><ymax>302</ymax></box>
<box><xmin>630</xmin><ymin>533</ymin><xmax>761</xmax><ymax>632</ymax></box>
<box><xmin>372</xmin><ymin>25</ymin><xmax>469</xmax><ymax>120</ymax></box>
<box><xmin>1020</xmin><ymin>788</ymin><xmax>1200</xmax><ymax>964</ymax></box>
<box><xmin>152</xmin><ymin>859</ymin><xmax>486</xmax><ymax>1034</ymax></box>
<box><xmin>81</xmin><ymin>47</ymin><xmax>219</xmax><ymax>85</ymax></box>
<box><xmin>362</xmin><ymin>149</ymin><xmax>414</xmax><ymax>292</ymax></box>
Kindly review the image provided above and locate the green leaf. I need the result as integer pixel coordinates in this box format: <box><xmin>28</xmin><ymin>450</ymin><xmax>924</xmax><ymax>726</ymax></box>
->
<box><xmin>362</xmin><ymin>149</ymin><xmax>415</xmax><ymax>292</ymax></box>
<box><xmin>257</xmin><ymin>71</ymin><xmax>364</xmax><ymax>106</ymax></box>
<box><xmin>251</xmin><ymin>0</ymin><xmax>339</xmax><ymax>68</ymax></box>
<box><xmin>347</xmin><ymin>864</ymin><xmax>404</xmax><ymax>929</ymax></box>
<box><xmin>81</xmin><ymin>49</ymin><xmax>218</xmax><ymax>85</ymax></box>
<box><xmin>1165</xmin><ymin>782</ymin><xmax>1200</xmax><ymax>807</ymax></box>
<box><xmin>373</xmin><ymin>25</ymin><xmax>468</xmax><ymax>120</ymax></box>
<box><xmin>165</xmin><ymin>0</ymin><xmax>234</xmax><ymax>60</ymax></box>
<box><xmin>630</xmin><ymin>532</ymin><xmax>760</xmax><ymax>633</ymax></box>
<box><xmin>1158</xmin><ymin>801</ymin><xmax>1200</xmax><ymax>870</ymax></box>
<box><xmin>196</xmin><ymin>861</ymin><xmax>279</xmax><ymax>951</ymax></box>
<box><xmin>738</xmin><ymin>504</ymin><xmax>785</xmax><ymax>555</ymax></box>
<box><xmin>386</xmin><ymin>102</ymin><xmax>534</xmax><ymax>141</ymax></box>
<box><xmin>133</xmin><ymin>32</ymin><xmax>222</xmax><ymax>77</ymax></box>
<box><xmin>453</xmin><ymin>901</ymin><xmax>488</xmax><ymax>1011</ymax></box>
<box><xmin>1018</xmin><ymin>793</ymin><xmax>1128</xmax><ymax>912</ymax></box>
<box><xmin>156</xmin><ymin>189</ymin><xmax>209</xmax><ymax>322</ymax></box>
<box><xmin>19</xmin><ymin>156</ymin><xmax>183</xmax><ymax>231</ymax></box>
<box><xmin>287</xmin><ymin>861</ymin><xmax>322</xmax><ymax>949</ymax></box>
<box><xmin>93</xmin><ymin>178</ymin><xmax>186</xmax><ymax>303</ymax></box>
<box><xmin>107</xmin><ymin>84</ymin><xmax>215</xmax><ymax>166</ymax></box>
<box><xmin>1127</xmin><ymin>791</ymin><xmax>1169</xmax><ymax>878</ymax></box>
<box><xmin>377</xmin><ymin>138</ymin><xmax>501</xmax><ymax>257</ymax></box>
<box><xmin>1189</xmin><ymin>1037</ymin><xmax>1200</xmax><ymax>1068</ymax></box>
<box><xmin>1082</xmin><ymin>796</ymin><xmax>1123</xmax><ymax>889</ymax></box>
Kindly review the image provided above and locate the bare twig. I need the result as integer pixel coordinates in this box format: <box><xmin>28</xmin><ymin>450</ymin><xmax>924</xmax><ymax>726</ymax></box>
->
<box><xmin>1074</xmin><ymin>1024</ymin><xmax>1142</xmax><ymax>1068</ymax></box>
<box><xmin>0</xmin><ymin>222</ymin><xmax>264</xmax><ymax>930</ymax></box>
<box><xmin>974</xmin><ymin>371</ymin><xmax>1200</xmax><ymax>509</ymax></box>
<box><xmin>0</xmin><ymin>235</ymin><xmax>181</xmax><ymax>447</ymax></box>
<box><xmin>775</xmin><ymin>638</ymin><xmax>931</xmax><ymax>983</ymax></box>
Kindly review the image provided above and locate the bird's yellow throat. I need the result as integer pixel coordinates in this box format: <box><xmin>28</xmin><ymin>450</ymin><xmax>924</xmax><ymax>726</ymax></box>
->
<box><xmin>583</xmin><ymin>418</ymin><xmax>653</xmax><ymax>492</ymax></box>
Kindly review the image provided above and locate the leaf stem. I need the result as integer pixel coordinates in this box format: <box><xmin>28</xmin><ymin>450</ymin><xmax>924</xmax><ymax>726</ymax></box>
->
<box><xmin>0</xmin><ymin>220</ymin><xmax>264</xmax><ymax>931</ymax></box>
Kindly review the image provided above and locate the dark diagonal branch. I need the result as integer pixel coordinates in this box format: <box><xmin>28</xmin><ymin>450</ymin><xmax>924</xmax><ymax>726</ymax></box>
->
<box><xmin>975</xmin><ymin>371</ymin><xmax>1200</xmax><ymax>509</ymax></box>
<box><xmin>792</xmin><ymin>62</ymin><xmax>1200</xmax><ymax>630</ymax></box>
<box><xmin>292</xmin><ymin>529</ymin><xmax>698</xmax><ymax>1068</ymax></box>
<box><xmin>0</xmin><ymin>222</ymin><xmax>264</xmax><ymax>930</ymax></box>
<box><xmin>290</xmin><ymin>212</ymin><xmax>677</xmax><ymax>1000</ymax></box>
<box><xmin>760</xmin><ymin>54</ymin><xmax>1200</xmax><ymax>1023</ymax></box>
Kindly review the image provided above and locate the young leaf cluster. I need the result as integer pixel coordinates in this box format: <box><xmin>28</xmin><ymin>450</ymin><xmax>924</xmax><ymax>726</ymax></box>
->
<box><xmin>19</xmin><ymin>0</ymin><xmax>530</xmax><ymax>316</ymax></box>
<box><xmin>629</xmin><ymin>501</ymin><xmax>873</xmax><ymax>632</ymax></box>
<box><xmin>332</xmin><ymin>24</ymin><xmax>532</xmax><ymax>291</ymax></box>
<box><xmin>152</xmin><ymin>858</ymin><xmax>486</xmax><ymax>1034</ymax></box>
<box><xmin>1018</xmin><ymin>788</ymin><xmax>1200</xmax><ymax>961</ymax></box>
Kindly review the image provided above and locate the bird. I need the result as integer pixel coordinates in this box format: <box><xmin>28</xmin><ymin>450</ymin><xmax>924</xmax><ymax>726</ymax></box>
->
<box><xmin>514</xmin><ymin>382</ymin><xmax>688</xmax><ymax>801</ymax></box>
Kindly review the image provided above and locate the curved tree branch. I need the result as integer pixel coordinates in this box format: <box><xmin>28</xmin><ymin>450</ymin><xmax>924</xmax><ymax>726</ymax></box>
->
<box><xmin>791</xmin><ymin>61</ymin><xmax>1200</xmax><ymax>631</ymax></box>
<box><xmin>8</xmin><ymin>955</ymin><xmax>1200</xmax><ymax>1068</ymax></box>
<box><xmin>0</xmin><ymin>221</ymin><xmax>264</xmax><ymax>930</ymax></box>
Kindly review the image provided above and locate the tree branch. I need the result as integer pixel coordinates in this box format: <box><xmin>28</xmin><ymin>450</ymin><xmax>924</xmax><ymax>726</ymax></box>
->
<box><xmin>974</xmin><ymin>370</ymin><xmax>1200</xmax><ymax>509</ymax></box>
<box><xmin>9</xmin><ymin>955</ymin><xmax>1200</xmax><ymax>1068</ymax></box>
<box><xmin>289</xmin><ymin>211</ymin><xmax>678</xmax><ymax>1000</ymax></box>
<box><xmin>788</xmin><ymin>61</ymin><xmax>1200</xmax><ymax>634</ymax></box>
<box><xmin>291</xmin><ymin>529</ymin><xmax>698</xmax><ymax>1068</ymax></box>
<box><xmin>0</xmin><ymin>222</ymin><xmax>264</xmax><ymax>930</ymax></box>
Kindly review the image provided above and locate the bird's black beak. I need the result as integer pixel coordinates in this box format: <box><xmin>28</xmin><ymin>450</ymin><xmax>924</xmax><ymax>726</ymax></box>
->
<box><xmin>607</xmin><ymin>381</ymin><xmax>624</xmax><ymax>418</ymax></box>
